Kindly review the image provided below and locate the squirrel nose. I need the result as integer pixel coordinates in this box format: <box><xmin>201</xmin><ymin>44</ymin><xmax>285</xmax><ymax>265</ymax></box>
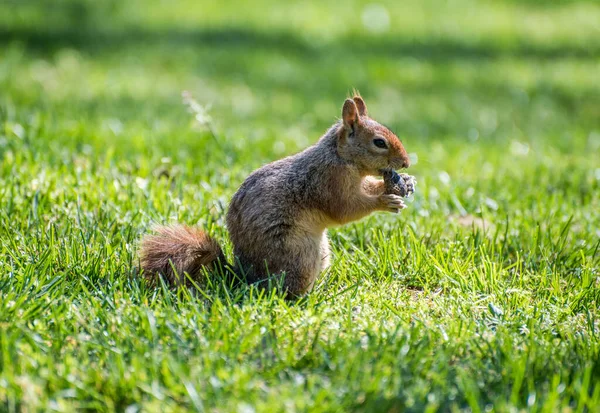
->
<box><xmin>394</xmin><ymin>157</ymin><xmax>410</xmax><ymax>169</ymax></box>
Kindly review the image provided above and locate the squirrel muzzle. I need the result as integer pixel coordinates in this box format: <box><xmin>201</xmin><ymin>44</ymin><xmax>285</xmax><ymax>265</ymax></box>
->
<box><xmin>391</xmin><ymin>156</ymin><xmax>410</xmax><ymax>170</ymax></box>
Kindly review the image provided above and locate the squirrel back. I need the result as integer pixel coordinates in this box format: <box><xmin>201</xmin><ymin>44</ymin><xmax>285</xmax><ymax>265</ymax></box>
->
<box><xmin>140</xmin><ymin>95</ymin><xmax>411</xmax><ymax>296</ymax></box>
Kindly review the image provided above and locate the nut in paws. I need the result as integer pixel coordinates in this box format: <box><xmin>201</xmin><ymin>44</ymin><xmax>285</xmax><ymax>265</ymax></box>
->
<box><xmin>382</xmin><ymin>169</ymin><xmax>417</xmax><ymax>198</ymax></box>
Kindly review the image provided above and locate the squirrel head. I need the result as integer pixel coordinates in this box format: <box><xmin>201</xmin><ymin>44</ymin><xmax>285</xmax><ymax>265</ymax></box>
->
<box><xmin>336</xmin><ymin>95</ymin><xmax>410</xmax><ymax>175</ymax></box>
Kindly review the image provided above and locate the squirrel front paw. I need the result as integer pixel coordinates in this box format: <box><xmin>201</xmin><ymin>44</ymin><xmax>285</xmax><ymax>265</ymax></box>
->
<box><xmin>378</xmin><ymin>193</ymin><xmax>406</xmax><ymax>213</ymax></box>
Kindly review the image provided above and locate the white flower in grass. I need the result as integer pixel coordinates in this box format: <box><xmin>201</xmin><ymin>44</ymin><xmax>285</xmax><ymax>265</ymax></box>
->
<box><xmin>182</xmin><ymin>90</ymin><xmax>213</xmax><ymax>128</ymax></box>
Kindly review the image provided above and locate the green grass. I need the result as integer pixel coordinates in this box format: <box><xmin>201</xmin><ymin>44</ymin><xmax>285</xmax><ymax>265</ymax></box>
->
<box><xmin>1</xmin><ymin>0</ymin><xmax>599</xmax><ymax>411</ymax></box>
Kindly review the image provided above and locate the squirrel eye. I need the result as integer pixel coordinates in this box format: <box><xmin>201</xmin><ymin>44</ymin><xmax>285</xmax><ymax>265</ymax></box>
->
<box><xmin>373</xmin><ymin>138</ymin><xmax>387</xmax><ymax>149</ymax></box>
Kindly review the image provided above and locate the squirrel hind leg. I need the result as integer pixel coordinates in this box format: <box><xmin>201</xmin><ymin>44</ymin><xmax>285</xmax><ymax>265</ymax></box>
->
<box><xmin>319</xmin><ymin>232</ymin><xmax>331</xmax><ymax>272</ymax></box>
<box><xmin>139</xmin><ymin>225</ymin><xmax>225</xmax><ymax>287</ymax></box>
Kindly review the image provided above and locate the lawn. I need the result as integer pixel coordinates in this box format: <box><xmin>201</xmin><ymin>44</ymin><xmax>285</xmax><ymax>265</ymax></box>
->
<box><xmin>1</xmin><ymin>0</ymin><xmax>599</xmax><ymax>411</ymax></box>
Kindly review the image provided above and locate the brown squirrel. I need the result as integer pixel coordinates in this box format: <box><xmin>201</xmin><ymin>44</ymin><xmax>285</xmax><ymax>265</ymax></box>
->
<box><xmin>140</xmin><ymin>95</ymin><xmax>411</xmax><ymax>297</ymax></box>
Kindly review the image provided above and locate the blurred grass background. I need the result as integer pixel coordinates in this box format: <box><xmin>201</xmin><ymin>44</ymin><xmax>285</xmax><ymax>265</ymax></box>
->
<box><xmin>0</xmin><ymin>0</ymin><xmax>599</xmax><ymax>411</ymax></box>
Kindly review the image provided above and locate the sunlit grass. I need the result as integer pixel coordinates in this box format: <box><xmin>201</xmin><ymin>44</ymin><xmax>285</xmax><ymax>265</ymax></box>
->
<box><xmin>0</xmin><ymin>0</ymin><xmax>599</xmax><ymax>411</ymax></box>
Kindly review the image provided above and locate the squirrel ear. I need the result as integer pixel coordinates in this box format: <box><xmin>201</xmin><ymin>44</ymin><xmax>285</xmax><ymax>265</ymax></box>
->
<box><xmin>353</xmin><ymin>96</ymin><xmax>368</xmax><ymax>117</ymax></box>
<box><xmin>342</xmin><ymin>99</ymin><xmax>359</xmax><ymax>130</ymax></box>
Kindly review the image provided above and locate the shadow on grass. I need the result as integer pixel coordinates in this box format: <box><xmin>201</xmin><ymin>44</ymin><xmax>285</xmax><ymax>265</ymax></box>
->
<box><xmin>2</xmin><ymin>23</ymin><xmax>599</xmax><ymax>138</ymax></box>
<box><xmin>0</xmin><ymin>26</ymin><xmax>598</xmax><ymax>61</ymax></box>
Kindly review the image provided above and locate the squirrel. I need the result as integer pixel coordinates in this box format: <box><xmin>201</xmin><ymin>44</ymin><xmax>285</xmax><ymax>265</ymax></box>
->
<box><xmin>140</xmin><ymin>95</ymin><xmax>412</xmax><ymax>297</ymax></box>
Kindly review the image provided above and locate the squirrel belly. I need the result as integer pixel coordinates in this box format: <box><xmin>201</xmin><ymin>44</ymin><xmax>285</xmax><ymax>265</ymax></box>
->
<box><xmin>139</xmin><ymin>95</ymin><xmax>413</xmax><ymax>297</ymax></box>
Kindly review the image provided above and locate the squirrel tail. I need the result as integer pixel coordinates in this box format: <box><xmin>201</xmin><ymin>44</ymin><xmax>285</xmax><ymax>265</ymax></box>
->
<box><xmin>140</xmin><ymin>224</ymin><xmax>227</xmax><ymax>287</ymax></box>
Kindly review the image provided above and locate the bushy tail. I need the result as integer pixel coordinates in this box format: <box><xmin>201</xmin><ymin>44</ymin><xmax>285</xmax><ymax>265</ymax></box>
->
<box><xmin>140</xmin><ymin>225</ymin><xmax>227</xmax><ymax>287</ymax></box>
